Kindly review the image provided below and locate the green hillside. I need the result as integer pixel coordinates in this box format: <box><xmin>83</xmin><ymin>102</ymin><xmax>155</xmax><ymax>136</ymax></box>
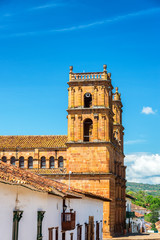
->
<box><xmin>126</xmin><ymin>182</ymin><xmax>160</xmax><ymax>196</ymax></box>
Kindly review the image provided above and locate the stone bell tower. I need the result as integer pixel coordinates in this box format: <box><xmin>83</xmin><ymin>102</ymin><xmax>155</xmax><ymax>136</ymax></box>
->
<box><xmin>65</xmin><ymin>65</ymin><xmax>126</xmax><ymax>238</ymax></box>
<box><xmin>67</xmin><ymin>64</ymin><xmax>113</xmax><ymax>145</ymax></box>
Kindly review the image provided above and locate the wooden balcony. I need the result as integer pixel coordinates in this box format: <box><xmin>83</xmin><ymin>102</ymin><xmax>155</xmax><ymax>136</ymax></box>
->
<box><xmin>61</xmin><ymin>212</ymin><xmax>76</xmax><ymax>231</ymax></box>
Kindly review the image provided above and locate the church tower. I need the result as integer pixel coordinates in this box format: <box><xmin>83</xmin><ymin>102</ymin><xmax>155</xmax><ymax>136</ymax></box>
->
<box><xmin>67</xmin><ymin>64</ymin><xmax>113</xmax><ymax>145</ymax></box>
<box><xmin>65</xmin><ymin>65</ymin><xmax>126</xmax><ymax>237</ymax></box>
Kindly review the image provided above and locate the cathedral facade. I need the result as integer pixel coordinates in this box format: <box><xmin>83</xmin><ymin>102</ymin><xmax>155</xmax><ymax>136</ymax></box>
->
<box><xmin>0</xmin><ymin>65</ymin><xmax>126</xmax><ymax>238</ymax></box>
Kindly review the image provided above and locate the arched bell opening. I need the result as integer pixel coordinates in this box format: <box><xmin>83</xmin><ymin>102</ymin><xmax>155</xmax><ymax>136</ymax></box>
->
<box><xmin>84</xmin><ymin>93</ymin><xmax>92</xmax><ymax>108</ymax></box>
<box><xmin>83</xmin><ymin>118</ymin><xmax>93</xmax><ymax>142</ymax></box>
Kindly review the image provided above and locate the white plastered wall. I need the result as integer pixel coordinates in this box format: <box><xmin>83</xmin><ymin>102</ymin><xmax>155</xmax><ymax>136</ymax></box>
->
<box><xmin>0</xmin><ymin>182</ymin><xmax>103</xmax><ymax>240</ymax></box>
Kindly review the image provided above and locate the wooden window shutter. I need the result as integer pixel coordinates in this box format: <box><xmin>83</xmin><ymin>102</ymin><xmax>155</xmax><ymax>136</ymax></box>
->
<box><xmin>85</xmin><ymin>224</ymin><xmax>89</xmax><ymax>240</ymax></box>
<box><xmin>96</xmin><ymin>222</ymin><xmax>99</xmax><ymax>240</ymax></box>
<box><xmin>89</xmin><ymin>216</ymin><xmax>94</xmax><ymax>240</ymax></box>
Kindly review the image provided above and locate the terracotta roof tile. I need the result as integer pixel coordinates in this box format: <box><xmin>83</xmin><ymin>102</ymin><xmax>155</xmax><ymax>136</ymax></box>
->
<box><xmin>134</xmin><ymin>211</ymin><xmax>144</xmax><ymax>218</ymax></box>
<box><xmin>0</xmin><ymin>135</ymin><xmax>68</xmax><ymax>149</ymax></box>
<box><xmin>155</xmin><ymin>220</ymin><xmax>160</xmax><ymax>226</ymax></box>
<box><xmin>0</xmin><ymin>161</ymin><xmax>111</xmax><ymax>202</ymax></box>
<box><xmin>131</xmin><ymin>203</ymin><xmax>150</xmax><ymax>212</ymax></box>
<box><xmin>126</xmin><ymin>194</ymin><xmax>136</xmax><ymax>200</ymax></box>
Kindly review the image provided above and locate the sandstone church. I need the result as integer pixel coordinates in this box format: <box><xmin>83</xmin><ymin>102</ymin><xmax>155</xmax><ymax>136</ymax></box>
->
<box><xmin>0</xmin><ymin>65</ymin><xmax>126</xmax><ymax>238</ymax></box>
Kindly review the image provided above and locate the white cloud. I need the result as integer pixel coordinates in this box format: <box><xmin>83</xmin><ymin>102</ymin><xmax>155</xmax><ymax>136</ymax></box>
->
<box><xmin>125</xmin><ymin>153</ymin><xmax>160</xmax><ymax>184</ymax></box>
<box><xmin>124</xmin><ymin>139</ymin><xmax>146</xmax><ymax>145</ymax></box>
<box><xmin>30</xmin><ymin>3</ymin><xmax>65</xmax><ymax>10</ymax></box>
<box><xmin>141</xmin><ymin>106</ymin><xmax>156</xmax><ymax>114</ymax></box>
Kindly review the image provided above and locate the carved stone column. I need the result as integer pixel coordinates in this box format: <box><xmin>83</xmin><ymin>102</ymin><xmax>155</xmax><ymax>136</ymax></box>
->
<box><xmin>94</xmin><ymin>114</ymin><xmax>99</xmax><ymax>140</ymax></box>
<box><xmin>78</xmin><ymin>115</ymin><xmax>82</xmax><ymax>141</ymax></box>
<box><xmin>71</xmin><ymin>115</ymin><xmax>75</xmax><ymax>141</ymax></box>
<box><xmin>71</xmin><ymin>87</ymin><xmax>75</xmax><ymax>108</ymax></box>
<box><xmin>101</xmin><ymin>86</ymin><xmax>105</xmax><ymax>106</ymax></box>
<box><xmin>102</xmin><ymin>115</ymin><xmax>106</xmax><ymax>141</ymax></box>
<box><xmin>94</xmin><ymin>87</ymin><xmax>98</xmax><ymax>106</ymax></box>
<box><xmin>106</xmin><ymin>116</ymin><xmax>110</xmax><ymax>141</ymax></box>
<box><xmin>78</xmin><ymin>87</ymin><xmax>82</xmax><ymax>107</ymax></box>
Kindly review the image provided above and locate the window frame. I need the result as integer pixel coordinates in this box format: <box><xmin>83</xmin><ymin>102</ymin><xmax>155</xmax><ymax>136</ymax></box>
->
<box><xmin>2</xmin><ymin>156</ymin><xmax>7</xmax><ymax>163</ymax></box>
<box><xmin>28</xmin><ymin>156</ymin><xmax>33</xmax><ymax>169</ymax></box>
<box><xmin>58</xmin><ymin>156</ymin><xmax>63</xmax><ymax>168</ymax></box>
<box><xmin>49</xmin><ymin>156</ymin><xmax>55</xmax><ymax>169</ymax></box>
<box><xmin>19</xmin><ymin>156</ymin><xmax>24</xmax><ymax>168</ymax></box>
<box><xmin>11</xmin><ymin>156</ymin><xmax>16</xmax><ymax>165</ymax></box>
<box><xmin>12</xmin><ymin>210</ymin><xmax>23</xmax><ymax>240</ymax></box>
<box><xmin>37</xmin><ymin>211</ymin><xmax>45</xmax><ymax>240</ymax></box>
<box><xmin>40</xmin><ymin>156</ymin><xmax>46</xmax><ymax>169</ymax></box>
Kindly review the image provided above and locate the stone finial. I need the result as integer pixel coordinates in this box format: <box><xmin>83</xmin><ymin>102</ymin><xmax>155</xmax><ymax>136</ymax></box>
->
<box><xmin>69</xmin><ymin>66</ymin><xmax>73</xmax><ymax>73</ymax></box>
<box><xmin>108</xmin><ymin>72</ymin><xmax>111</xmax><ymax>78</ymax></box>
<box><xmin>114</xmin><ymin>87</ymin><xmax>121</xmax><ymax>101</ymax></box>
<box><xmin>103</xmin><ymin>64</ymin><xmax>107</xmax><ymax>72</ymax></box>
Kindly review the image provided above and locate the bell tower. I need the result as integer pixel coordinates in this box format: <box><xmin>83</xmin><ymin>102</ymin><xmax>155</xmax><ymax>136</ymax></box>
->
<box><xmin>66</xmin><ymin>65</ymin><xmax>126</xmax><ymax>238</ymax></box>
<box><xmin>67</xmin><ymin>64</ymin><xmax>114</xmax><ymax>144</ymax></box>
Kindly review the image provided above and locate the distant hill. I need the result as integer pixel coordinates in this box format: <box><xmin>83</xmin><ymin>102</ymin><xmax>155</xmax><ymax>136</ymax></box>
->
<box><xmin>127</xmin><ymin>182</ymin><xmax>160</xmax><ymax>196</ymax></box>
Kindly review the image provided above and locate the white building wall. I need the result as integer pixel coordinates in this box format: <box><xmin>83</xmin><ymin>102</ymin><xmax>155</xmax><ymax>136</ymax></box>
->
<box><xmin>0</xmin><ymin>182</ymin><xmax>103</xmax><ymax>240</ymax></box>
<box><xmin>65</xmin><ymin>197</ymin><xmax>103</xmax><ymax>240</ymax></box>
<box><xmin>126</xmin><ymin>198</ymin><xmax>131</xmax><ymax>212</ymax></box>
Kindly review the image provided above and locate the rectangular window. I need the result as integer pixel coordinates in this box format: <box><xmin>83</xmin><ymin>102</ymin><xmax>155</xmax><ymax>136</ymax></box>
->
<box><xmin>48</xmin><ymin>228</ymin><xmax>53</xmax><ymax>240</ymax></box>
<box><xmin>12</xmin><ymin>211</ymin><xmax>23</xmax><ymax>240</ymax></box>
<box><xmin>70</xmin><ymin>233</ymin><xmax>73</xmax><ymax>240</ymax></box>
<box><xmin>89</xmin><ymin>216</ymin><xmax>94</xmax><ymax>240</ymax></box>
<box><xmin>85</xmin><ymin>224</ymin><xmax>89</xmax><ymax>240</ymax></box>
<box><xmin>55</xmin><ymin>227</ymin><xmax>58</xmax><ymax>240</ymax></box>
<box><xmin>62</xmin><ymin>232</ymin><xmax>65</xmax><ymax>240</ymax></box>
<box><xmin>37</xmin><ymin>211</ymin><xmax>45</xmax><ymax>240</ymax></box>
<box><xmin>96</xmin><ymin>222</ymin><xmax>99</xmax><ymax>240</ymax></box>
<box><xmin>77</xmin><ymin>225</ymin><xmax>82</xmax><ymax>240</ymax></box>
<box><xmin>48</xmin><ymin>227</ymin><xmax>58</xmax><ymax>240</ymax></box>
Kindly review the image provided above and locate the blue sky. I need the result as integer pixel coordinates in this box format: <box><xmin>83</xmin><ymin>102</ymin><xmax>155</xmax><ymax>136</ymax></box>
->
<box><xmin>0</xmin><ymin>0</ymin><xmax>160</xmax><ymax>183</ymax></box>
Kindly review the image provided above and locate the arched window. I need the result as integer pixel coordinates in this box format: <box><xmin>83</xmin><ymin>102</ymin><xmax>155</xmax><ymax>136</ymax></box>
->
<box><xmin>19</xmin><ymin>156</ymin><xmax>24</xmax><ymax>168</ymax></box>
<box><xmin>11</xmin><ymin>156</ymin><xmax>15</xmax><ymax>165</ymax></box>
<box><xmin>49</xmin><ymin>156</ymin><xmax>54</xmax><ymax>169</ymax></box>
<box><xmin>58</xmin><ymin>156</ymin><xmax>63</xmax><ymax>168</ymax></box>
<box><xmin>2</xmin><ymin>156</ymin><xmax>7</xmax><ymax>163</ymax></box>
<box><xmin>83</xmin><ymin>118</ymin><xmax>93</xmax><ymax>142</ymax></box>
<box><xmin>41</xmin><ymin>156</ymin><xmax>46</xmax><ymax>168</ymax></box>
<box><xmin>28</xmin><ymin>156</ymin><xmax>33</xmax><ymax>169</ymax></box>
<box><xmin>84</xmin><ymin>93</ymin><xmax>92</xmax><ymax>108</ymax></box>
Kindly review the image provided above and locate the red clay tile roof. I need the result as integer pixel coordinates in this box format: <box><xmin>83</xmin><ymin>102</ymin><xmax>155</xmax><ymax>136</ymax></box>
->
<box><xmin>155</xmin><ymin>220</ymin><xmax>160</xmax><ymax>227</ymax></box>
<box><xmin>131</xmin><ymin>203</ymin><xmax>150</xmax><ymax>212</ymax></box>
<box><xmin>0</xmin><ymin>135</ymin><xmax>68</xmax><ymax>149</ymax></box>
<box><xmin>126</xmin><ymin>194</ymin><xmax>136</xmax><ymax>200</ymax></box>
<box><xmin>134</xmin><ymin>211</ymin><xmax>144</xmax><ymax>218</ymax></box>
<box><xmin>0</xmin><ymin>161</ymin><xmax>111</xmax><ymax>202</ymax></box>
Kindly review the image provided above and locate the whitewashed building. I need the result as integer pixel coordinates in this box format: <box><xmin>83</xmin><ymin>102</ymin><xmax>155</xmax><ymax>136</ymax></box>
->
<box><xmin>0</xmin><ymin>161</ymin><xmax>111</xmax><ymax>240</ymax></box>
<box><xmin>126</xmin><ymin>195</ymin><xmax>146</xmax><ymax>234</ymax></box>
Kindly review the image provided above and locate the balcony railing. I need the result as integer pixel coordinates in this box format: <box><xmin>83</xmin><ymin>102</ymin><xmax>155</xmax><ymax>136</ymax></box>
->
<box><xmin>71</xmin><ymin>72</ymin><xmax>104</xmax><ymax>81</ymax></box>
<box><xmin>61</xmin><ymin>212</ymin><xmax>76</xmax><ymax>231</ymax></box>
<box><xmin>126</xmin><ymin>211</ymin><xmax>135</xmax><ymax>218</ymax></box>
